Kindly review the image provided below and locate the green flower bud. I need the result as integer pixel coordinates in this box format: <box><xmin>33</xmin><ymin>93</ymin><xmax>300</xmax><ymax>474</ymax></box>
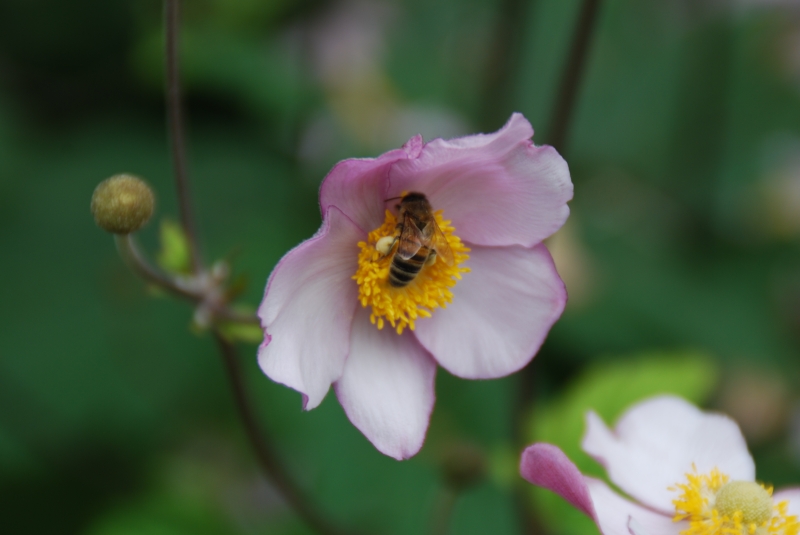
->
<box><xmin>91</xmin><ymin>174</ymin><xmax>155</xmax><ymax>234</ymax></box>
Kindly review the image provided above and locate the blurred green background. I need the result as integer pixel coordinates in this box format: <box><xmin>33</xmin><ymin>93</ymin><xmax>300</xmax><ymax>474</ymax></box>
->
<box><xmin>1</xmin><ymin>0</ymin><xmax>800</xmax><ymax>533</ymax></box>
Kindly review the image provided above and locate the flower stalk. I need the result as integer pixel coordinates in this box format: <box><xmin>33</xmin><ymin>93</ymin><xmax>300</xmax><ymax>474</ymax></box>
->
<box><xmin>547</xmin><ymin>0</ymin><xmax>603</xmax><ymax>154</ymax></box>
<box><xmin>214</xmin><ymin>332</ymin><xmax>349</xmax><ymax>535</ymax></box>
<box><xmin>90</xmin><ymin>2</ymin><xmax>354</xmax><ymax>534</ymax></box>
<box><xmin>165</xmin><ymin>0</ymin><xmax>202</xmax><ymax>274</ymax></box>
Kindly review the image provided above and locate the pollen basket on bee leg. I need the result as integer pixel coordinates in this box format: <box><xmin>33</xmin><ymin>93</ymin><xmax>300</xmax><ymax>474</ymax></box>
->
<box><xmin>352</xmin><ymin>209</ymin><xmax>470</xmax><ymax>335</ymax></box>
<box><xmin>375</xmin><ymin>235</ymin><xmax>396</xmax><ymax>256</ymax></box>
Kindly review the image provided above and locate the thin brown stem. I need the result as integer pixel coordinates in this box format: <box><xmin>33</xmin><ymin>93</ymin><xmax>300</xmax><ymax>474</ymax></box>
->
<box><xmin>165</xmin><ymin>0</ymin><xmax>202</xmax><ymax>273</ymax></box>
<box><xmin>213</xmin><ymin>332</ymin><xmax>350</xmax><ymax>535</ymax></box>
<box><xmin>547</xmin><ymin>0</ymin><xmax>602</xmax><ymax>154</ymax></box>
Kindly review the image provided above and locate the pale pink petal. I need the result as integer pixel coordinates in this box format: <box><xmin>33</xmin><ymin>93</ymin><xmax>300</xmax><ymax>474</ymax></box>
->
<box><xmin>387</xmin><ymin>113</ymin><xmax>572</xmax><ymax>247</ymax></box>
<box><xmin>258</xmin><ymin>207</ymin><xmax>363</xmax><ymax>410</ymax></box>
<box><xmin>319</xmin><ymin>135</ymin><xmax>422</xmax><ymax>233</ymax></box>
<box><xmin>520</xmin><ymin>443</ymin><xmax>681</xmax><ymax>535</ymax></box>
<box><xmin>335</xmin><ymin>307</ymin><xmax>437</xmax><ymax>460</ymax></box>
<box><xmin>773</xmin><ymin>488</ymin><xmax>800</xmax><ymax>517</ymax></box>
<box><xmin>582</xmin><ymin>395</ymin><xmax>755</xmax><ymax>514</ymax></box>
<box><xmin>413</xmin><ymin>244</ymin><xmax>566</xmax><ymax>379</ymax></box>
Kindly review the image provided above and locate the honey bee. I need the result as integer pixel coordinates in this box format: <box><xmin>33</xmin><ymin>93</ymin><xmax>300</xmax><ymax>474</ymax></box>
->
<box><xmin>375</xmin><ymin>192</ymin><xmax>455</xmax><ymax>288</ymax></box>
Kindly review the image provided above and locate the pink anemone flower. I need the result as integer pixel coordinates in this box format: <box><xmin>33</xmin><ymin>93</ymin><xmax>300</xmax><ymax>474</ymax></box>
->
<box><xmin>258</xmin><ymin>113</ymin><xmax>573</xmax><ymax>459</ymax></box>
<box><xmin>521</xmin><ymin>395</ymin><xmax>800</xmax><ymax>535</ymax></box>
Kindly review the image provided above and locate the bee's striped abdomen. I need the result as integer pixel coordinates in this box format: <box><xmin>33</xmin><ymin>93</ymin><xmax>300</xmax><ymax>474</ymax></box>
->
<box><xmin>389</xmin><ymin>247</ymin><xmax>430</xmax><ymax>287</ymax></box>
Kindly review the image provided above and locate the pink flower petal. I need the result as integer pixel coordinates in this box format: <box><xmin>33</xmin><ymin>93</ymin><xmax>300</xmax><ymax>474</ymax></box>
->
<box><xmin>413</xmin><ymin>243</ymin><xmax>566</xmax><ymax>379</ymax></box>
<box><xmin>258</xmin><ymin>207</ymin><xmax>363</xmax><ymax>410</ymax></box>
<box><xmin>335</xmin><ymin>307</ymin><xmax>437</xmax><ymax>460</ymax></box>
<box><xmin>773</xmin><ymin>488</ymin><xmax>800</xmax><ymax>517</ymax></box>
<box><xmin>520</xmin><ymin>444</ymin><xmax>682</xmax><ymax>535</ymax></box>
<box><xmin>319</xmin><ymin>137</ymin><xmax>421</xmax><ymax>233</ymax></box>
<box><xmin>582</xmin><ymin>395</ymin><xmax>755</xmax><ymax>515</ymax></box>
<box><xmin>387</xmin><ymin>113</ymin><xmax>572</xmax><ymax>247</ymax></box>
<box><xmin>520</xmin><ymin>443</ymin><xmax>597</xmax><ymax>520</ymax></box>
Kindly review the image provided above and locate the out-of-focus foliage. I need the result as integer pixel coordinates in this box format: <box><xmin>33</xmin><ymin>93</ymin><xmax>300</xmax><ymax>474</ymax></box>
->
<box><xmin>0</xmin><ymin>0</ymin><xmax>799</xmax><ymax>533</ymax></box>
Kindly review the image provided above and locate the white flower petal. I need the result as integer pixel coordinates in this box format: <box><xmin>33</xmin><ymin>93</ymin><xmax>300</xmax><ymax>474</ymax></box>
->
<box><xmin>773</xmin><ymin>488</ymin><xmax>800</xmax><ymax>518</ymax></box>
<box><xmin>582</xmin><ymin>395</ymin><xmax>755</xmax><ymax>514</ymax></box>
<box><xmin>586</xmin><ymin>479</ymin><xmax>684</xmax><ymax>535</ymax></box>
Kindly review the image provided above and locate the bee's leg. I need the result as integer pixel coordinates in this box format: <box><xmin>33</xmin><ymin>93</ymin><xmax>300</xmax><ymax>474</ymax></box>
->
<box><xmin>425</xmin><ymin>250</ymin><xmax>438</xmax><ymax>266</ymax></box>
<box><xmin>375</xmin><ymin>236</ymin><xmax>397</xmax><ymax>257</ymax></box>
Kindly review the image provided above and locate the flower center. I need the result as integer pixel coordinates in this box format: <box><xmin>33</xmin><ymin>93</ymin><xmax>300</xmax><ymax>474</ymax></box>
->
<box><xmin>352</xmin><ymin>209</ymin><xmax>470</xmax><ymax>334</ymax></box>
<box><xmin>672</xmin><ymin>468</ymin><xmax>799</xmax><ymax>535</ymax></box>
<box><xmin>716</xmin><ymin>482</ymin><xmax>774</xmax><ymax>526</ymax></box>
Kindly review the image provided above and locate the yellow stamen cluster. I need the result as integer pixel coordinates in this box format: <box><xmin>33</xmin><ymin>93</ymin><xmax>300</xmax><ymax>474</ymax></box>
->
<box><xmin>353</xmin><ymin>210</ymin><xmax>470</xmax><ymax>334</ymax></box>
<box><xmin>672</xmin><ymin>468</ymin><xmax>799</xmax><ymax>535</ymax></box>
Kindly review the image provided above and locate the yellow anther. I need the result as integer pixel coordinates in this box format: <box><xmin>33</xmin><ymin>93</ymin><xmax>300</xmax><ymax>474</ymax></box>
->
<box><xmin>352</xmin><ymin>210</ymin><xmax>470</xmax><ymax>334</ymax></box>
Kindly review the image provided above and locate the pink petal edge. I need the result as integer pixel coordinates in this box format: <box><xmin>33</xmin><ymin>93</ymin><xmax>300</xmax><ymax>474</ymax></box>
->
<box><xmin>387</xmin><ymin>113</ymin><xmax>573</xmax><ymax>248</ymax></box>
<box><xmin>257</xmin><ymin>206</ymin><xmax>364</xmax><ymax>410</ymax></box>
<box><xmin>319</xmin><ymin>137</ymin><xmax>421</xmax><ymax>234</ymax></box>
<box><xmin>520</xmin><ymin>443</ymin><xmax>598</xmax><ymax>521</ymax></box>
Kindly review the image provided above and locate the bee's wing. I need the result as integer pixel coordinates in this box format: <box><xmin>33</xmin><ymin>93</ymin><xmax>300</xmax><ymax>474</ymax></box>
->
<box><xmin>430</xmin><ymin>220</ymin><xmax>455</xmax><ymax>266</ymax></box>
<box><xmin>395</xmin><ymin>216</ymin><xmax>425</xmax><ymax>260</ymax></box>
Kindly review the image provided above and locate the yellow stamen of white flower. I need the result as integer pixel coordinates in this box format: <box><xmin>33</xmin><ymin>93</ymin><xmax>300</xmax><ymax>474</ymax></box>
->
<box><xmin>352</xmin><ymin>209</ymin><xmax>470</xmax><ymax>334</ymax></box>
<box><xmin>672</xmin><ymin>467</ymin><xmax>799</xmax><ymax>535</ymax></box>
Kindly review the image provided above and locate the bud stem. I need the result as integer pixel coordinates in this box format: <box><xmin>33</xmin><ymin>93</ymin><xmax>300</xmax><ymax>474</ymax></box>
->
<box><xmin>115</xmin><ymin>234</ymin><xmax>260</xmax><ymax>325</ymax></box>
<box><xmin>115</xmin><ymin>234</ymin><xmax>196</xmax><ymax>300</ymax></box>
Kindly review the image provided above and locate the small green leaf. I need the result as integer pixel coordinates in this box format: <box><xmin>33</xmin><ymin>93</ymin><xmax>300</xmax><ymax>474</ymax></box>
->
<box><xmin>157</xmin><ymin>219</ymin><xmax>192</xmax><ymax>274</ymax></box>
<box><xmin>218</xmin><ymin>322</ymin><xmax>264</xmax><ymax>344</ymax></box>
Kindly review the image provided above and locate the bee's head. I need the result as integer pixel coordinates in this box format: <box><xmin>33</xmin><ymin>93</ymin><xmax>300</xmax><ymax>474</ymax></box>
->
<box><xmin>399</xmin><ymin>192</ymin><xmax>427</xmax><ymax>203</ymax></box>
<box><xmin>385</xmin><ymin>191</ymin><xmax>428</xmax><ymax>211</ymax></box>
